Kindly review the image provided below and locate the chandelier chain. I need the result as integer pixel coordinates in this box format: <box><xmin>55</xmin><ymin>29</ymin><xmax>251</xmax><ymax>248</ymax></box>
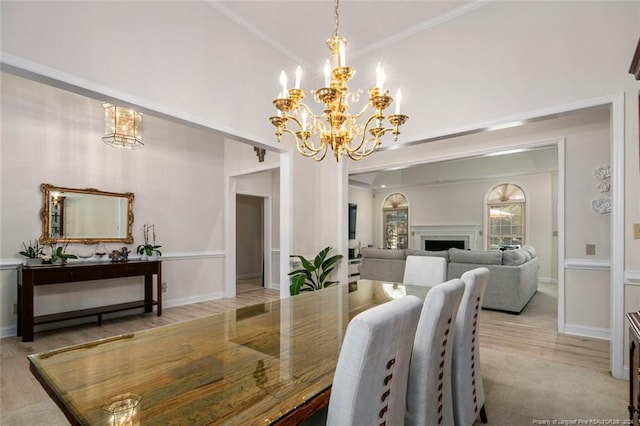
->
<box><xmin>334</xmin><ymin>0</ymin><xmax>340</xmax><ymax>37</ymax></box>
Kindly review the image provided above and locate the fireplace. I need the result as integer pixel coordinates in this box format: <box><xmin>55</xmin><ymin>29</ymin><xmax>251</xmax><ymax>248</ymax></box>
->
<box><xmin>425</xmin><ymin>239</ymin><xmax>465</xmax><ymax>251</ymax></box>
<box><xmin>411</xmin><ymin>224</ymin><xmax>481</xmax><ymax>251</ymax></box>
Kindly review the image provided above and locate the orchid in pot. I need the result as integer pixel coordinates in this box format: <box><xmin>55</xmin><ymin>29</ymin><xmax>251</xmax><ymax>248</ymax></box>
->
<box><xmin>19</xmin><ymin>239</ymin><xmax>44</xmax><ymax>265</ymax></box>
<box><xmin>42</xmin><ymin>243</ymin><xmax>77</xmax><ymax>265</ymax></box>
<box><xmin>137</xmin><ymin>223</ymin><xmax>162</xmax><ymax>260</ymax></box>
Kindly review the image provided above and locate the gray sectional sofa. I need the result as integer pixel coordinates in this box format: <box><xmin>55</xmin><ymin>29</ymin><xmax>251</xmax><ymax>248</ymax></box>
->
<box><xmin>358</xmin><ymin>246</ymin><xmax>539</xmax><ymax>313</ymax></box>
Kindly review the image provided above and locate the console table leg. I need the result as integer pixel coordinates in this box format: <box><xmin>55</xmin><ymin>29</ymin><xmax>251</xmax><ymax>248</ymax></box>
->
<box><xmin>17</xmin><ymin>281</ymin><xmax>22</xmax><ymax>336</ymax></box>
<box><xmin>21</xmin><ymin>279</ymin><xmax>34</xmax><ymax>342</ymax></box>
<box><xmin>144</xmin><ymin>275</ymin><xmax>153</xmax><ymax>313</ymax></box>
<box><xmin>157</xmin><ymin>264</ymin><xmax>162</xmax><ymax>316</ymax></box>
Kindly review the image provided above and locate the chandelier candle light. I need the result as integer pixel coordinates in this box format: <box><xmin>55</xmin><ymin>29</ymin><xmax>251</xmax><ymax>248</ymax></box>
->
<box><xmin>269</xmin><ymin>0</ymin><xmax>408</xmax><ymax>162</ymax></box>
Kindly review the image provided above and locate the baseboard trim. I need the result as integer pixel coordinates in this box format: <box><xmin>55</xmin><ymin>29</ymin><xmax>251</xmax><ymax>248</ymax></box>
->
<box><xmin>623</xmin><ymin>365</ymin><xmax>630</xmax><ymax>381</ymax></box>
<box><xmin>0</xmin><ymin>293</ymin><xmax>226</xmax><ymax>338</ymax></box>
<box><xmin>538</xmin><ymin>277</ymin><xmax>558</xmax><ymax>284</ymax></box>
<box><xmin>1</xmin><ymin>308</ymin><xmax>149</xmax><ymax>338</ymax></box>
<box><xmin>0</xmin><ymin>325</ymin><xmax>17</xmax><ymax>339</ymax></box>
<box><xmin>237</xmin><ymin>273</ymin><xmax>262</xmax><ymax>280</ymax></box>
<box><xmin>563</xmin><ymin>324</ymin><xmax>610</xmax><ymax>340</ymax></box>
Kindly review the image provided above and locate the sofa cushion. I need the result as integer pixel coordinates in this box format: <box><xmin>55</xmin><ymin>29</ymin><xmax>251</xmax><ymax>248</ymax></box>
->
<box><xmin>502</xmin><ymin>248</ymin><xmax>528</xmax><ymax>266</ymax></box>
<box><xmin>449</xmin><ymin>248</ymin><xmax>503</xmax><ymax>265</ymax></box>
<box><xmin>522</xmin><ymin>245</ymin><xmax>537</xmax><ymax>259</ymax></box>
<box><xmin>361</xmin><ymin>247</ymin><xmax>406</xmax><ymax>260</ymax></box>
<box><xmin>405</xmin><ymin>249</ymin><xmax>450</xmax><ymax>262</ymax></box>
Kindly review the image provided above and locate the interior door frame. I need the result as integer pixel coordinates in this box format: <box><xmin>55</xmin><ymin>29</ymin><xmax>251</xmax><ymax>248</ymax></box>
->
<box><xmin>348</xmin><ymin>93</ymin><xmax>625</xmax><ymax>378</ymax></box>
<box><xmin>226</xmin><ymin>167</ymin><xmax>280</xmax><ymax>298</ymax></box>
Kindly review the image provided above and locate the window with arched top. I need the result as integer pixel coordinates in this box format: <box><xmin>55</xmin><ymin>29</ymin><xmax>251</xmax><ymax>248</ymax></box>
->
<box><xmin>383</xmin><ymin>193</ymin><xmax>409</xmax><ymax>250</ymax></box>
<box><xmin>486</xmin><ymin>183</ymin><xmax>526</xmax><ymax>250</ymax></box>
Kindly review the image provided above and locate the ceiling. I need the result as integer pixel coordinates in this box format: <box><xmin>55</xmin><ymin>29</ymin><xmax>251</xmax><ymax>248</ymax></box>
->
<box><xmin>349</xmin><ymin>145</ymin><xmax>559</xmax><ymax>190</ymax></box>
<box><xmin>207</xmin><ymin>1</ymin><xmax>605</xmax><ymax>191</ymax></box>
<box><xmin>211</xmin><ymin>1</ymin><xmax>477</xmax><ymax>69</ymax></box>
<box><xmin>348</xmin><ymin>105</ymin><xmax>610</xmax><ymax>190</ymax></box>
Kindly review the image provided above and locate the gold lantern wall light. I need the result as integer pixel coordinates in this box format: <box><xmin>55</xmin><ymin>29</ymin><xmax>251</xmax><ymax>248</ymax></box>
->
<box><xmin>102</xmin><ymin>103</ymin><xmax>143</xmax><ymax>149</ymax></box>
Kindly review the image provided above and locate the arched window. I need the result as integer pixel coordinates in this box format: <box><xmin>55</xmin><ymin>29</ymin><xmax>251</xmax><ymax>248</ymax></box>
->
<box><xmin>383</xmin><ymin>193</ymin><xmax>408</xmax><ymax>250</ymax></box>
<box><xmin>486</xmin><ymin>183</ymin><xmax>526</xmax><ymax>250</ymax></box>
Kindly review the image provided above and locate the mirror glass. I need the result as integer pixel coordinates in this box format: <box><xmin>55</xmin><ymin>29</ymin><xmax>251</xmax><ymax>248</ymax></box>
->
<box><xmin>40</xmin><ymin>183</ymin><xmax>134</xmax><ymax>244</ymax></box>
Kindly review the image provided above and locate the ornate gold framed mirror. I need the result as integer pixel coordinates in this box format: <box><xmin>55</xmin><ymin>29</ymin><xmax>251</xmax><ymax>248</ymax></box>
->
<box><xmin>39</xmin><ymin>183</ymin><xmax>134</xmax><ymax>244</ymax></box>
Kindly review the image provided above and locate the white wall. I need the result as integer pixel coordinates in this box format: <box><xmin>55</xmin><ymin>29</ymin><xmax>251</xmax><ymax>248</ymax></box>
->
<box><xmin>562</xmin><ymin>121</ymin><xmax>611</xmax><ymax>335</ymax></box>
<box><xmin>236</xmin><ymin>170</ymin><xmax>275</xmax><ymax>196</ymax></box>
<box><xmin>369</xmin><ymin>173</ymin><xmax>555</xmax><ymax>280</ymax></box>
<box><xmin>564</xmin><ymin>124</ymin><xmax>611</xmax><ymax>259</ymax></box>
<box><xmin>224</xmin><ymin>137</ymin><xmax>280</xmax><ymax>175</ymax></box>
<box><xmin>0</xmin><ymin>1</ymin><xmax>285</xmax><ymax>146</ymax></box>
<box><xmin>0</xmin><ymin>73</ymin><xmax>227</xmax><ymax>333</ymax></box>
<box><xmin>351</xmin><ymin>2</ymin><xmax>638</xmax><ymax>147</ymax></box>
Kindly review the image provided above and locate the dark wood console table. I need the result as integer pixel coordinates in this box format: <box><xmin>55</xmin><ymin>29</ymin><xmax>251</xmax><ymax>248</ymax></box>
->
<box><xmin>18</xmin><ymin>260</ymin><xmax>162</xmax><ymax>342</ymax></box>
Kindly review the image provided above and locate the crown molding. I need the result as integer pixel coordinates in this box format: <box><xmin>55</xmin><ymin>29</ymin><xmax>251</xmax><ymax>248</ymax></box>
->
<box><xmin>350</xmin><ymin>0</ymin><xmax>493</xmax><ymax>60</ymax></box>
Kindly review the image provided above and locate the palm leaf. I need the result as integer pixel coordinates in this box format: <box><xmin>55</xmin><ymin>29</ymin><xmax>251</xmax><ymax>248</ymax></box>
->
<box><xmin>313</xmin><ymin>247</ymin><xmax>330</xmax><ymax>269</ymax></box>
<box><xmin>289</xmin><ymin>247</ymin><xmax>343</xmax><ymax>295</ymax></box>
<box><xmin>290</xmin><ymin>274</ymin><xmax>306</xmax><ymax>295</ymax></box>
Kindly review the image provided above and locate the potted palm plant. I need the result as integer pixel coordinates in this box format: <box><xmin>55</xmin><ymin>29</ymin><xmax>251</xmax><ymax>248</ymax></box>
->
<box><xmin>137</xmin><ymin>223</ymin><xmax>162</xmax><ymax>260</ymax></box>
<box><xmin>289</xmin><ymin>246</ymin><xmax>343</xmax><ymax>295</ymax></box>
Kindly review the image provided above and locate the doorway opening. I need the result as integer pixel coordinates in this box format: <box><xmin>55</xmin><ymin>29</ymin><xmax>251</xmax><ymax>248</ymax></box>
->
<box><xmin>236</xmin><ymin>194</ymin><xmax>265</xmax><ymax>293</ymax></box>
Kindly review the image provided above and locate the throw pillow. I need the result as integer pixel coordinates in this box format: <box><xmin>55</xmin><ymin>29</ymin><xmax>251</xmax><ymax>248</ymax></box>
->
<box><xmin>502</xmin><ymin>249</ymin><xmax>528</xmax><ymax>266</ymax></box>
<box><xmin>448</xmin><ymin>248</ymin><xmax>503</xmax><ymax>265</ymax></box>
<box><xmin>405</xmin><ymin>249</ymin><xmax>450</xmax><ymax>262</ymax></box>
<box><xmin>522</xmin><ymin>245</ymin><xmax>537</xmax><ymax>259</ymax></box>
<box><xmin>360</xmin><ymin>248</ymin><xmax>406</xmax><ymax>260</ymax></box>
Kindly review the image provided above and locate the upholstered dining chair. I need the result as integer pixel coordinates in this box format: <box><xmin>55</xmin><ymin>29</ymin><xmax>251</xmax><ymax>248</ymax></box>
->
<box><xmin>403</xmin><ymin>255</ymin><xmax>448</xmax><ymax>287</ymax></box>
<box><xmin>405</xmin><ymin>278</ymin><xmax>465</xmax><ymax>426</ymax></box>
<box><xmin>452</xmin><ymin>267</ymin><xmax>490</xmax><ymax>425</ymax></box>
<box><xmin>326</xmin><ymin>295</ymin><xmax>423</xmax><ymax>426</ymax></box>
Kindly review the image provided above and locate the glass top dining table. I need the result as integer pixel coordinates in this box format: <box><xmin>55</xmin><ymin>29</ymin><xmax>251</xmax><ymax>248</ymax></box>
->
<box><xmin>28</xmin><ymin>280</ymin><xmax>431</xmax><ymax>425</ymax></box>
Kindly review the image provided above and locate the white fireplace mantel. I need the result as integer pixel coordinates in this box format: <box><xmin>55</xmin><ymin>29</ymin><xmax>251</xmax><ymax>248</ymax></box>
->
<box><xmin>410</xmin><ymin>224</ymin><xmax>481</xmax><ymax>251</ymax></box>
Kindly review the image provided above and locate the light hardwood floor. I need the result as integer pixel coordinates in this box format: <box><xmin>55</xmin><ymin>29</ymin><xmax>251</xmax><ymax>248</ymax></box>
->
<box><xmin>480</xmin><ymin>282</ymin><xmax>611</xmax><ymax>373</ymax></box>
<box><xmin>0</xmin><ymin>283</ymin><xmax>614</xmax><ymax>424</ymax></box>
<box><xmin>236</xmin><ymin>277</ymin><xmax>265</xmax><ymax>294</ymax></box>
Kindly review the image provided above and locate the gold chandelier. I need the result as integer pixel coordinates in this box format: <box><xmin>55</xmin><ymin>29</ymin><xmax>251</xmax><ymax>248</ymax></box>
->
<box><xmin>269</xmin><ymin>0</ymin><xmax>408</xmax><ymax>162</ymax></box>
